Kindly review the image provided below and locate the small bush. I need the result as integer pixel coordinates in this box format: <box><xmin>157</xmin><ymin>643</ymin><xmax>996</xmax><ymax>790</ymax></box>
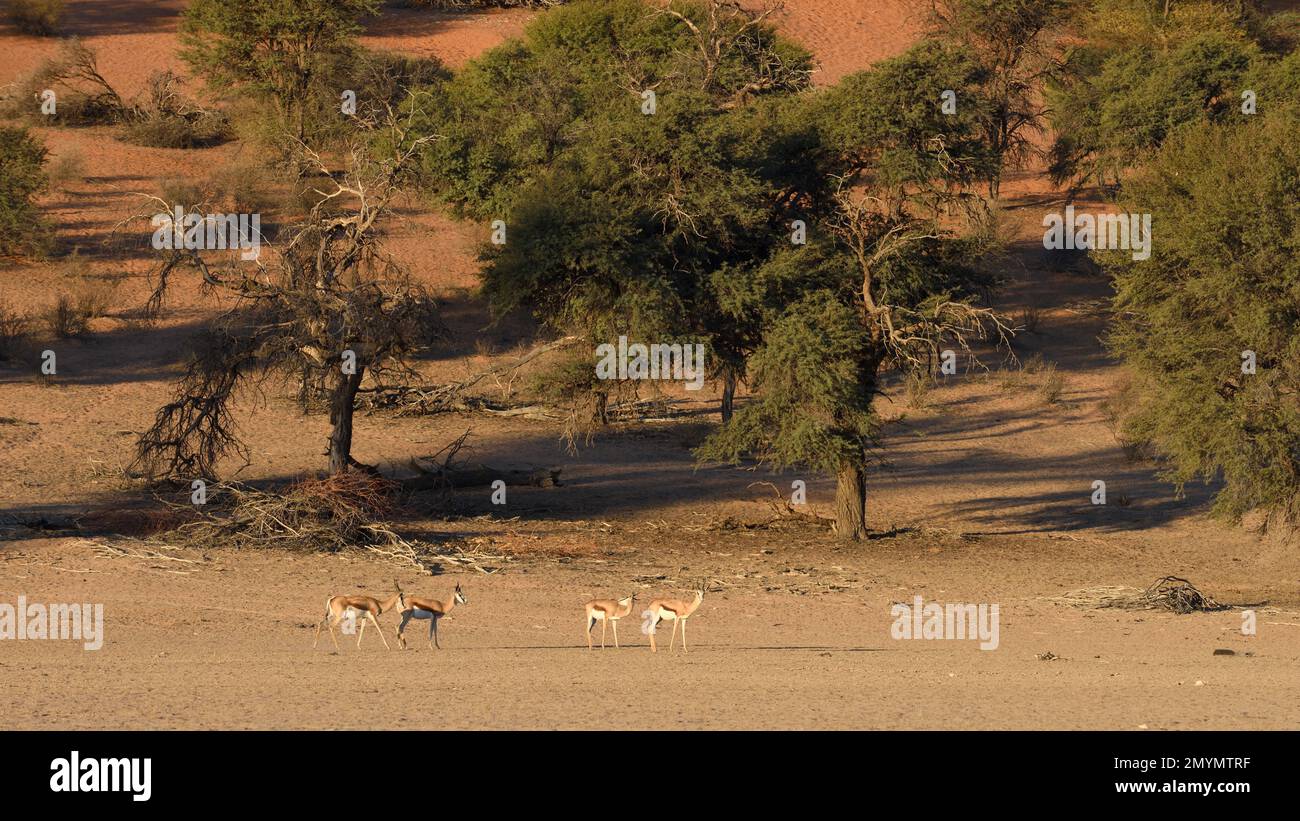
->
<box><xmin>207</xmin><ymin>159</ymin><xmax>275</xmax><ymax>214</ymax></box>
<box><xmin>998</xmin><ymin>353</ymin><xmax>1064</xmax><ymax>404</ymax></box>
<box><xmin>402</xmin><ymin>1</ymin><xmax>565</xmax><ymax>7</ymax></box>
<box><xmin>156</xmin><ymin>176</ymin><xmax>206</xmax><ymax>210</ymax></box>
<box><xmin>2</xmin><ymin>40</ymin><xmax>124</xmax><ymax>126</ymax></box>
<box><xmin>0</xmin><ymin>300</ymin><xmax>31</xmax><ymax>361</ymax></box>
<box><xmin>47</xmin><ymin>147</ymin><xmax>86</xmax><ymax>187</ymax></box>
<box><xmin>124</xmin><ymin>111</ymin><xmax>230</xmax><ymax>149</ymax></box>
<box><xmin>62</xmin><ymin>256</ymin><xmax>120</xmax><ymax>318</ymax></box>
<box><xmin>43</xmin><ymin>294</ymin><xmax>91</xmax><ymax>338</ymax></box>
<box><xmin>5</xmin><ymin>0</ymin><xmax>64</xmax><ymax>36</ymax></box>
<box><xmin>1036</xmin><ymin>363</ymin><xmax>1064</xmax><ymax>405</ymax></box>
<box><xmin>905</xmin><ymin>371</ymin><xmax>934</xmax><ymax>410</ymax></box>
<box><xmin>0</xmin><ymin>125</ymin><xmax>50</xmax><ymax>257</ymax></box>
<box><xmin>1016</xmin><ymin>305</ymin><xmax>1042</xmax><ymax>335</ymax></box>
<box><xmin>122</xmin><ymin>70</ymin><xmax>232</xmax><ymax>148</ymax></box>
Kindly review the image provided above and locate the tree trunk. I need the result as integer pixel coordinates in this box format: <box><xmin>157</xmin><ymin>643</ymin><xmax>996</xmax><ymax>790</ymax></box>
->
<box><xmin>833</xmin><ymin>464</ymin><xmax>867</xmax><ymax>541</ymax></box>
<box><xmin>328</xmin><ymin>367</ymin><xmax>365</xmax><ymax>475</ymax></box>
<box><xmin>720</xmin><ymin>370</ymin><xmax>737</xmax><ymax>423</ymax></box>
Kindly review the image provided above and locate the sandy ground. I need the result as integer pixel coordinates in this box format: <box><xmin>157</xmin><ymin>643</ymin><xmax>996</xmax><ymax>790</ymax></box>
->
<box><xmin>2</xmin><ymin>1</ymin><xmax>1299</xmax><ymax>730</ymax></box>
<box><xmin>3</xmin><ymin>529</ymin><xmax>1297</xmax><ymax>730</ymax></box>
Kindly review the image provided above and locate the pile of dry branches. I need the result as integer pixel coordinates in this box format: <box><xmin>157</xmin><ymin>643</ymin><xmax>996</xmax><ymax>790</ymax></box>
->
<box><xmin>1138</xmin><ymin>576</ymin><xmax>1225</xmax><ymax>614</ymax></box>
<box><xmin>156</xmin><ymin>473</ymin><xmax>400</xmax><ymax>552</ymax></box>
<box><xmin>145</xmin><ymin>473</ymin><xmax>508</xmax><ymax>574</ymax></box>
<box><xmin>1052</xmin><ymin>576</ymin><xmax>1227</xmax><ymax>614</ymax></box>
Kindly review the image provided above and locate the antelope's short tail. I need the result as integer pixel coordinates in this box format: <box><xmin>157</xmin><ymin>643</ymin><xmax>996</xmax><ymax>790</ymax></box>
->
<box><xmin>640</xmin><ymin>609</ymin><xmax>657</xmax><ymax>635</ymax></box>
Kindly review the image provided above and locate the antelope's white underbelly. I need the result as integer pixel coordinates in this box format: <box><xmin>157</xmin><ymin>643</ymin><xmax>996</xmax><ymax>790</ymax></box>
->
<box><xmin>409</xmin><ymin>609</ymin><xmax>436</xmax><ymax>619</ymax></box>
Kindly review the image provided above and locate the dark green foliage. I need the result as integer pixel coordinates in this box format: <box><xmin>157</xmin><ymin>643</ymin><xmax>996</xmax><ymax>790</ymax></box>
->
<box><xmin>5</xmin><ymin>0</ymin><xmax>63</xmax><ymax>36</ymax></box>
<box><xmin>411</xmin><ymin>0</ymin><xmax>813</xmax><ymax>219</ymax></box>
<box><xmin>925</xmin><ymin>0</ymin><xmax>1073</xmax><ymax>197</ymax></box>
<box><xmin>416</xmin><ymin>0</ymin><xmax>1007</xmax><ymax>538</ymax></box>
<box><xmin>0</xmin><ymin>126</ymin><xmax>50</xmax><ymax>257</ymax></box>
<box><xmin>1044</xmin><ymin>2</ymin><xmax>1300</xmax><ymax>189</ymax></box>
<box><xmin>813</xmin><ymin>40</ymin><xmax>999</xmax><ymax>202</ymax></box>
<box><xmin>1103</xmin><ymin>112</ymin><xmax>1300</xmax><ymax>521</ymax></box>
<box><xmin>1049</xmin><ymin>29</ymin><xmax>1257</xmax><ymax>187</ymax></box>
<box><xmin>180</xmin><ymin>0</ymin><xmax>381</xmax><ymax>145</ymax></box>
<box><xmin>696</xmin><ymin>258</ymin><xmax>878</xmax><ymax>473</ymax></box>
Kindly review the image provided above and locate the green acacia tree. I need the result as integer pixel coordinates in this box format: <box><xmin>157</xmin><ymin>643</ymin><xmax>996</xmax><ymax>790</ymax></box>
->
<box><xmin>698</xmin><ymin>41</ymin><xmax>1009</xmax><ymax>541</ymax></box>
<box><xmin>926</xmin><ymin>0</ymin><xmax>1073</xmax><ymax>198</ymax></box>
<box><xmin>1103</xmin><ymin>110</ymin><xmax>1300</xmax><ymax>525</ymax></box>
<box><xmin>180</xmin><ymin>0</ymin><xmax>380</xmax><ymax>144</ymax></box>
<box><xmin>411</xmin><ymin>0</ymin><xmax>814</xmax><ymax>422</ymax></box>
<box><xmin>412</xmin><ymin>1</ymin><xmax>1011</xmax><ymax>540</ymax></box>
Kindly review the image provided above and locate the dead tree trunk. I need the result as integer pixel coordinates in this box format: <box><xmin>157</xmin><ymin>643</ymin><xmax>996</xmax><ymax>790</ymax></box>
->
<box><xmin>834</xmin><ymin>463</ymin><xmax>867</xmax><ymax>541</ymax></box>
<box><xmin>328</xmin><ymin>366</ymin><xmax>365</xmax><ymax>474</ymax></box>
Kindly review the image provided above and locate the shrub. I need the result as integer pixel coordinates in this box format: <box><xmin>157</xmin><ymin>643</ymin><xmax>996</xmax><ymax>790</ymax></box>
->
<box><xmin>0</xmin><ymin>300</ymin><xmax>31</xmax><ymax>362</ymax></box>
<box><xmin>121</xmin><ymin>71</ymin><xmax>232</xmax><ymax>148</ymax></box>
<box><xmin>5</xmin><ymin>0</ymin><xmax>64</xmax><ymax>36</ymax></box>
<box><xmin>207</xmin><ymin>159</ymin><xmax>275</xmax><ymax>214</ymax></box>
<box><xmin>180</xmin><ymin>0</ymin><xmax>380</xmax><ymax>146</ymax></box>
<box><xmin>124</xmin><ymin>111</ymin><xmax>230</xmax><ymax>148</ymax></box>
<box><xmin>47</xmin><ymin>147</ymin><xmax>86</xmax><ymax>187</ymax></box>
<box><xmin>2</xmin><ymin>39</ymin><xmax>126</xmax><ymax>126</ymax></box>
<box><xmin>0</xmin><ymin>125</ymin><xmax>50</xmax><ymax>257</ymax></box>
<box><xmin>1036</xmin><ymin>363</ymin><xmax>1064</xmax><ymax>405</ymax></box>
<box><xmin>43</xmin><ymin>294</ymin><xmax>91</xmax><ymax>338</ymax></box>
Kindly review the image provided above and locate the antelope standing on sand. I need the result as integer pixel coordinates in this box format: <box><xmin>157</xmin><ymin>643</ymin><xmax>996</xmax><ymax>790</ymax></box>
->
<box><xmin>584</xmin><ymin>593</ymin><xmax>636</xmax><ymax>650</ymax></box>
<box><xmin>313</xmin><ymin>580</ymin><xmax>406</xmax><ymax>651</ymax></box>
<box><xmin>640</xmin><ymin>582</ymin><xmax>705</xmax><ymax>653</ymax></box>
<box><xmin>396</xmin><ymin>583</ymin><xmax>467</xmax><ymax>649</ymax></box>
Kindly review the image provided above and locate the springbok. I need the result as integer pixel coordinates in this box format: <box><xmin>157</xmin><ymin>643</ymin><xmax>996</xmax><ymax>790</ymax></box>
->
<box><xmin>312</xmin><ymin>580</ymin><xmax>406</xmax><ymax>652</ymax></box>
<box><xmin>640</xmin><ymin>582</ymin><xmax>706</xmax><ymax>653</ymax></box>
<box><xmin>396</xmin><ymin>583</ymin><xmax>467</xmax><ymax>649</ymax></box>
<box><xmin>584</xmin><ymin>593</ymin><xmax>636</xmax><ymax>650</ymax></box>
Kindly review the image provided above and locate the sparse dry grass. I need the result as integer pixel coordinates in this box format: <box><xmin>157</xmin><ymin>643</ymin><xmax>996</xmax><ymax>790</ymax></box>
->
<box><xmin>998</xmin><ymin>353</ymin><xmax>1066</xmax><ymax>405</ymax></box>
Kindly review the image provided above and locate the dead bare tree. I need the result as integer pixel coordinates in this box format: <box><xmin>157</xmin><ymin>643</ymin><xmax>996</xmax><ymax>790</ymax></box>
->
<box><xmin>129</xmin><ymin>111</ymin><xmax>445</xmax><ymax>480</ymax></box>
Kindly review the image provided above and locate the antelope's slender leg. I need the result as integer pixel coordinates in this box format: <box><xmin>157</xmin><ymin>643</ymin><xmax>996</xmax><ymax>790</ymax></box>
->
<box><xmin>327</xmin><ymin>616</ymin><xmax>341</xmax><ymax>653</ymax></box>
<box><xmin>357</xmin><ymin>615</ymin><xmax>367</xmax><ymax>648</ymax></box>
<box><xmin>368</xmin><ymin>612</ymin><xmax>391</xmax><ymax>650</ymax></box>
<box><xmin>397</xmin><ymin>610</ymin><xmax>413</xmax><ymax>646</ymax></box>
<box><xmin>681</xmin><ymin>618</ymin><xmax>687</xmax><ymax>654</ymax></box>
<box><xmin>669</xmin><ymin>619</ymin><xmax>679</xmax><ymax>652</ymax></box>
<box><xmin>601</xmin><ymin>619</ymin><xmax>607</xmax><ymax>649</ymax></box>
<box><xmin>397</xmin><ymin>610</ymin><xmax>413</xmax><ymax>649</ymax></box>
<box><xmin>613</xmin><ymin>619</ymin><xmax>619</xmax><ymax>649</ymax></box>
<box><xmin>586</xmin><ymin>616</ymin><xmax>595</xmax><ymax>650</ymax></box>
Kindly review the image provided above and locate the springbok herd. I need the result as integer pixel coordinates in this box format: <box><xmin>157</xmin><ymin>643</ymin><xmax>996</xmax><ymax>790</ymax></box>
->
<box><xmin>312</xmin><ymin>580</ymin><xmax>707</xmax><ymax>653</ymax></box>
